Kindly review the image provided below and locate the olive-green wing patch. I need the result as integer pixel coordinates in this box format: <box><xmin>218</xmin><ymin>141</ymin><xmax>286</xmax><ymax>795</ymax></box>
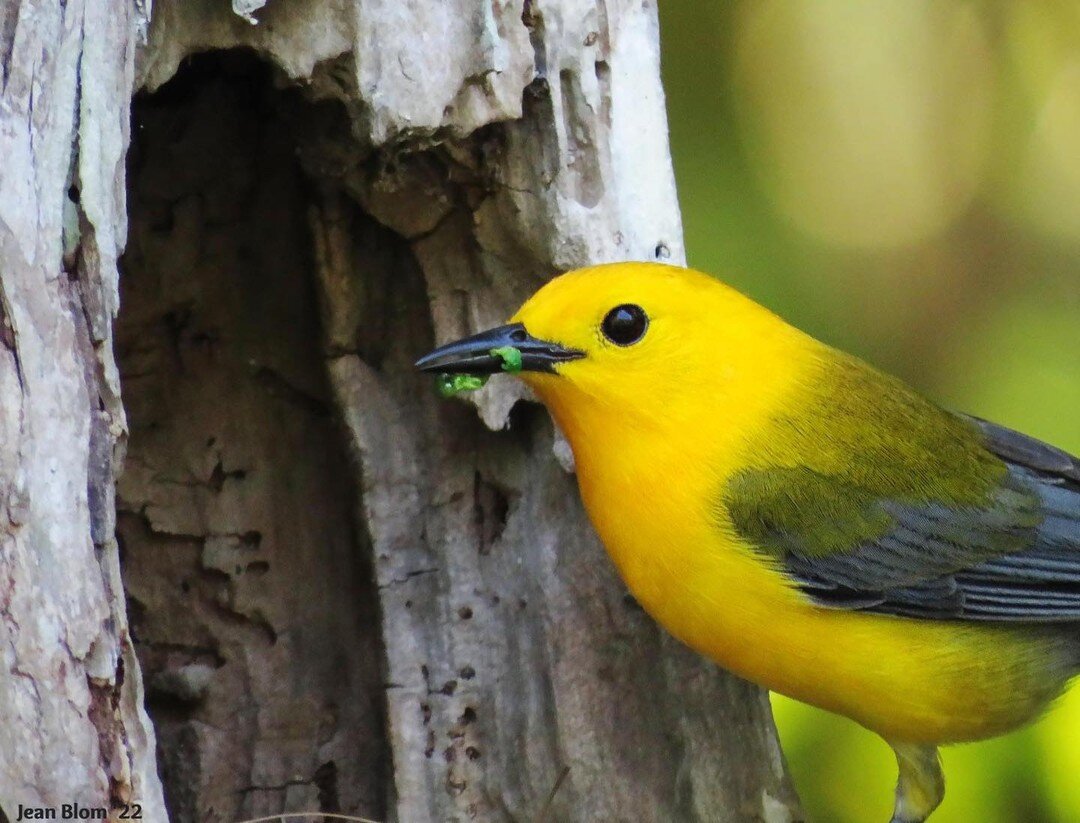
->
<box><xmin>721</xmin><ymin>352</ymin><xmax>1080</xmax><ymax>622</ymax></box>
<box><xmin>724</xmin><ymin>460</ymin><xmax>1080</xmax><ymax>621</ymax></box>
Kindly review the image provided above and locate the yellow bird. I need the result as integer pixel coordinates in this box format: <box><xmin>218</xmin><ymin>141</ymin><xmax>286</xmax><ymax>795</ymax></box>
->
<box><xmin>416</xmin><ymin>262</ymin><xmax>1080</xmax><ymax>823</ymax></box>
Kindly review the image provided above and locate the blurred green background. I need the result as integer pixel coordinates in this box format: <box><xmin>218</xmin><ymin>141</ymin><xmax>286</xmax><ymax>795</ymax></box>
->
<box><xmin>657</xmin><ymin>2</ymin><xmax>1080</xmax><ymax>821</ymax></box>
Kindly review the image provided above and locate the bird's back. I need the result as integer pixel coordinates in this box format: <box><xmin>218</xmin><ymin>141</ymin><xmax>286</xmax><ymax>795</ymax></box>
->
<box><xmin>725</xmin><ymin>347</ymin><xmax>1080</xmax><ymax>625</ymax></box>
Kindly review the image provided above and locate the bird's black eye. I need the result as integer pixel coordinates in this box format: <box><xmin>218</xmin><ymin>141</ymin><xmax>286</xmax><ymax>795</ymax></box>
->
<box><xmin>601</xmin><ymin>304</ymin><xmax>648</xmax><ymax>346</ymax></box>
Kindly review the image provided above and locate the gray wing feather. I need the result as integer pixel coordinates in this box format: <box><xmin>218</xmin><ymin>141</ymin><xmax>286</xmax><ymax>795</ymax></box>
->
<box><xmin>966</xmin><ymin>416</ymin><xmax>1080</xmax><ymax>486</ymax></box>
<box><xmin>785</xmin><ymin>421</ymin><xmax>1080</xmax><ymax>622</ymax></box>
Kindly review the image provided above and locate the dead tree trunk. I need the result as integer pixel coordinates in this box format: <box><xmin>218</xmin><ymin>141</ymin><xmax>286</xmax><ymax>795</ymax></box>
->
<box><xmin>0</xmin><ymin>1</ymin><xmax>167</xmax><ymax>820</ymax></box>
<box><xmin>1</xmin><ymin>1</ymin><xmax>802</xmax><ymax>821</ymax></box>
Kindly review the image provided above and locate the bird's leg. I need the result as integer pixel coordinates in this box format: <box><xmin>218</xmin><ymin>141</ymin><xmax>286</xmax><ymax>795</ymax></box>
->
<box><xmin>888</xmin><ymin>742</ymin><xmax>944</xmax><ymax>823</ymax></box>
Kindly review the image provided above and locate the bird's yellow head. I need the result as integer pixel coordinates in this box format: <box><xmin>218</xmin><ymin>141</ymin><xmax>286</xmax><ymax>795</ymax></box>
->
<box><xmin>416</xmin><ymin>262</ymin><xmax>810</xmax><ymax>456</ymax></box>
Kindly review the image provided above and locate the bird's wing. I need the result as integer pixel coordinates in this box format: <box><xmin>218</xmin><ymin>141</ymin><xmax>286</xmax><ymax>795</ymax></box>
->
<box><xmin>722</xmin><ymin>359</ymin><xmax>1080</xmax><ymax>622</ymax></box>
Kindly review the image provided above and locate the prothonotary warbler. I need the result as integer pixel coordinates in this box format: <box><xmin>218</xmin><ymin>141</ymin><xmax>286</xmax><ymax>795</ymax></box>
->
<box><xmin>415</xmin><ymin>262</ymin><xmax>1080</xmax><ymax>823</ymax></box>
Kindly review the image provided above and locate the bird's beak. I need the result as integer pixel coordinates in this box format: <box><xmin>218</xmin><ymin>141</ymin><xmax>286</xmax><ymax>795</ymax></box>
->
<box><xmin>415</xmin><ymin>323</ymin><xmax>585</xmax><ymax>375</ymax></box>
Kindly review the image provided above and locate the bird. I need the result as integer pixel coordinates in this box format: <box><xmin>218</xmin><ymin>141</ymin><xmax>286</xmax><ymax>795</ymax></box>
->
<box><xmin>415</xmin><ymin>261</ymin><xmax>1080</xmax><ymax>823</ymax></box>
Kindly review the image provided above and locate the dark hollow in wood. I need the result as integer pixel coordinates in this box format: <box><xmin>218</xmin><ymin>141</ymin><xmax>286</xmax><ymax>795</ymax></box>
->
<box><xmin>117</xmin><ymin>53</ymin><xmax>388</xmax><ymax>823</ymax></box>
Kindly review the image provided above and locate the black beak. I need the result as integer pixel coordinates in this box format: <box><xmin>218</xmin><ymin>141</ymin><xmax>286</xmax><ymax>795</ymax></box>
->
<box><xmin>415</xmin><ymin>323</ymin><xmax>584</xmax><ymax>375</ymax></box>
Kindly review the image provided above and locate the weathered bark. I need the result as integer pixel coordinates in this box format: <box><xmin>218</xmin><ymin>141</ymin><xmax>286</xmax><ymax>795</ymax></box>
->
<box><xmin>2</xmin><ymin>0</ymin><xmax>801</xmax><ymax>821</ymax></box>
<box><xmin>0</xmin><ymin>1</ymin><xmax>166</xmax><ymax>819</ymax></box>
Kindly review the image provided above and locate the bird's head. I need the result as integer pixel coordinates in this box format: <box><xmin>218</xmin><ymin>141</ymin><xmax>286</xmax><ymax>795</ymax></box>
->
<box><xmin>416</xmin><ymin>262</ymin><xmax>807</xmax><ymax>449</ymax></box>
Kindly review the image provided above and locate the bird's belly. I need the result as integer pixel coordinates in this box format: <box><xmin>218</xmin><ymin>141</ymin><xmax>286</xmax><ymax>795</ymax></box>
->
<box><xmin>698</xmin><ymin>601</ymin><xmax>1069</xmax><ymax>744</ymax></box>
<box><xmin>598</xmin><ymin>517</ymin><xmax>1072</xmax><ymax>744</ymax></box>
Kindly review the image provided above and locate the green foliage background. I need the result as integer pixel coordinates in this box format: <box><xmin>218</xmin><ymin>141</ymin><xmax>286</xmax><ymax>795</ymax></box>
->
<box><xmin>657</xmin><ymin>3</ymin><xmax>1080</xmax><ymax>821</ymax></box>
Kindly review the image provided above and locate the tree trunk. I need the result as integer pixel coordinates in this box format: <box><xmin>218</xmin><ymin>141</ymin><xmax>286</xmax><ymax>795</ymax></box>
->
<box><xmin>1</xmin><ymin>1</ymin><xmax>802</xmax><ymax>821</ymax></box>
<box><xmin>0</xmin><ymin>1</ymin><xmax>167</xmax><ymax>819</ymax></box>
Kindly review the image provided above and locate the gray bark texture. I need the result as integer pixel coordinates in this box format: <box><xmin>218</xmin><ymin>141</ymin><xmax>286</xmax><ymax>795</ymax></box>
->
<box><xmin>0</xmin><ymin>0</ymin><xmax>167</xmax><ymax>820</ymax></box>
<box><xmin>0</xmin><ymin>1</ymin><xmax>803</xmax><ymax>822</ymax></box>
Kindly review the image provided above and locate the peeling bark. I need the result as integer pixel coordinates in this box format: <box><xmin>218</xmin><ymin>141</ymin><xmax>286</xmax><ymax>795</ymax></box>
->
<box><xmin>0</xmin><ymin>1</ymin><xmax>165</xmax><ymax>819</ymax></box>
<box><xmin>2</xmin><ymin>0</ymin><xmax>801</xmax><ymax>821</ymax></box>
